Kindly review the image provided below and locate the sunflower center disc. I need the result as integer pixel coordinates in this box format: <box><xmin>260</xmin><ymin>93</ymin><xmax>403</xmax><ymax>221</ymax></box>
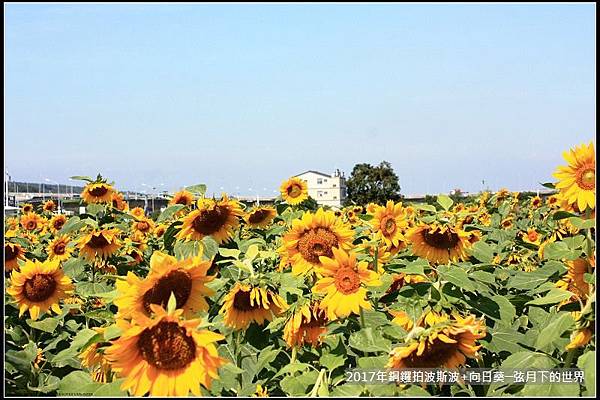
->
<box><xmin>578</xmin><ymin>168</ymin><xmax>596</xmax><ymax>190</ymax></box>
<box><xmin>5</xmin><ymin>245</ymin><xmax>17</xmax><ymax>261</ymax></box>
<box><xmin>26</xmin><ymin>221</ymin><xmax>37</xmax><ymax>230</ymax></box>
<box><xmin>248</xmin><ymin>209</ymin><xmax>271</xmax><ymax>224</ymax></box>
<box><xmin>422</xmin><ymin>229</ymin><xmax>460</xmax><ymax>249</ymax></box>
<box><xmin>383</xmin><ymin>217</ymin><xmax>396</xmax><ymax>234</ymax></box>
<box><xmin>87</xmin><ymin>234</ymin><xmax>110</xmax><ymax>249</ymax></box>
<box><xmin>232</xmin><ymin>289</ymin><xmax>255</xmax><ymax>311</ymax></box>
<box><xmin>53</xmin><ymin>220</ymin><xmax>65</xmax><ymax>230</ymax></box>
<box><xmin>298</xmin><ymin>228</ymin><xmax>339</xmax><ymax>264</ymax></box>
<box><xmin>404</xmin><ymin>337</ymin><xmax>458</xmax><ymax>368</ymax></box>
<box><xmin>54</xmin><ymin>244</ymin><xmax>66</xmax><ymax>255</ymax></box>
<box><xmin>142</xmin><ymin>270</ymin><xmax>192</xmax><ymax>313</ymax></box>
<box><xmin>138</xmin><ymin>321</ymin><xmax>196</xmax><ymax>370</ymax></box>
<box><xmin>137</xmin><ymin>221</ymin><xmax>150</xmax><ymax>232</ymax></box>
<box><xmin>192</xmin><ymin>206</ymin><xmax>229</xmax><ymax>235</ymax></box>
<box><xmin>24</xmin><ymin>274</ymin><xmax>57</xmax><ymax>302</ymax></box>
<box><xmin>287</xmin><ymin>184</ymin><xmax>302</xmax><ymax>198</ymax></box>
<box><xmin>334</xmin><ymin>268</ymin><xmax>361</xmax><ymax>294</ymax></box>
<box><xmin>89</xmin><ymin>186</ymin><xmax>109</xmax><ymax>197</ymax></box>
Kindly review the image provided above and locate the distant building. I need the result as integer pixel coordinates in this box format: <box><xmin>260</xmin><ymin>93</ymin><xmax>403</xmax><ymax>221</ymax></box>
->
<box><xmin>295</xmin><ymin>169</ymin><xmax>346</xmax><ymax>208</ymax></box>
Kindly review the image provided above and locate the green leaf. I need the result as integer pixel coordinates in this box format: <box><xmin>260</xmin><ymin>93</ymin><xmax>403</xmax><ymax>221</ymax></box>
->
<box><xmin>185</xmin><ymin>184</ymin><xmax>207</xmax><ymax>195</ymax></box>
<box><xmin>577</xmin><ymin>350</ymin><xmax>595</xmax><ymax>396</ymax></box>
<box><xmin>219</xmin><ymin>248</ymin><xmax>241</xmax><ymax>259</ymax></box>
<box><xmin>331</xmin><ymin>384</ymin><xmax>364</xmax><ymax>397</ymax></box>
<box><xmin>320</xmin><ymin>353</ymin><xmax>346</xmax><ymax>371</ymax></box>
<box><xmin>535</xmin><ymin>312</ymin><xmax>575</xmax><ymax>351</ymax></box>
<box><xmin>413</xmin><ymin>203</ymin><xmax>437</xmax><ymax>213</ymax></box>
<box><xmin>69</xmin><ymin>175</ymin><xmax>93</xmax><ymax>182</ymax></box>
<box><xmin>439</xmin><ymin>267</ymin><xmax>476</xmax><ymax>292</ymax></box>
<box><xmin>552</xmin><ymin>211</ymin><xmax>579</xmax><ymax>220</ymax></box>
<box><xmin>156</xmin><ymin>204</ymin><xmax>185</xmax><ymax>223</ymax></box>
<box><xmin>27</xmin><ymin>317</ymin><xmax>60</xmax><ymax>333</ymax></box>
<box><xmin>491</xmin><ymin>295</ymin><xmax>516</xmax><ymax>324</ymax></box>
<box><xmin>273</xmin><ymin>362</ymin><xmax>311</xmax><ymax>378</ymax></box>
<box><xmin>57</xmin><ymin>371</ymin><xmax>98</xmax><ymax>396</ymax></box>
<box><xmin>349</xmin><ymin>328</ymin><xmax>392</xmax><ymax>353</ymax></box>
<box><xmin>62</xmin><ymin>258</ymin><xmax>85</xmax><ymax>280</ymax></box>
<box><xmin>92</xmin><ymin>379</ymin><xmax>127</xmax><ymax>396</ymax></box>
<box><xmin>540</xmin><ymin>182</ymin><xmax>556</xmax><ymax>189</ymax></box>
<box><xmin>437</xmin><ymin>194</ymin><xmax>453</xmax><ymax>210</ymax></box>
<box><xmin>526</xmin><ymin>288</ymin><xmax>573</xmax><ymax>306</ymax></box>
<box><xmin>255</xmin><ymin>346</ymin><xmax>280</xmax><ymax>376</ymax></box>
<box><xmin>280</xmin><ymin>370</ymin><xmax>319</xmax><ymax>396</ymax></box>
<box><xmin>470</xmin><ymin>241</ymin><xmax>495</xmax><ymax>263</ymax></box>
<box><xmin>58</xmin><ymin>216</ymin><xmax>85</xmax><ymax>235</ymax></box>
<box><xmin>521</xmin><ymin>381</ymin><xmax>580</xmax><ymax>396</ymax></box>
<box><xmin>357</xmin><ymin>355</ymin><xmax>388</xmax><ymax>369</ymax></box>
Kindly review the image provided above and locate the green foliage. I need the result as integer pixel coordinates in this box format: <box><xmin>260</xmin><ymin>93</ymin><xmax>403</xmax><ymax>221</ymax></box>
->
<box><xmin>345</xmin><ymin>161</ymin><xmax>401</xmax><ymax>205</ymax></box>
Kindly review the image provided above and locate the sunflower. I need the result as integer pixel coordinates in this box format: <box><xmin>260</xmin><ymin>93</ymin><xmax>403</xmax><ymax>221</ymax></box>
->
<box><xmin>220</xmin><ymin>283</ymin><xmax>288</xmax><ymax>330</ymax></box>
<box><xmin>553</xmin><ymin>142</ymin><xmax>595</xmax><ymax>211</ymax></box>
<box><xmin>105</xmin><ymin>306</ymin><xmax>227</xmax><ymax>397</ymax></box>
<box><xmin>312</xmin><ymin>248</ymin><xmax>381</xmax><ymax>320</ymax></box>
<box><xmin>530</xmin><ymin>196</ymin><xmax>542</xmax><ymax>209</ymax></box>
<box><xmin>82</xmin><ymin>181</ymin><xmax>115</xmax><ymax>204</ymax></box>
<box><xmin>556</xmin><ymin>257</ymin><xmax>595</xmax><ymax>302</ymax></box>
<box><xmin>130</xmin><ymin>207</ymin><xmax>146</xmax><ymax>218</ymax></box>
<box><xmin>245</xmin><ymin>206</ymin><xmax>277</xmax><ymax>228</ymax></box>
<box><xmin>366</xmin><ymin>203</ymin><xmax>380</xmax><ymax>214</ymax></box>
<box><xmin>132</xmin><ymin>217</ymin><xmax>155</xmax><ymax>236</ymax></box>
<box><xmin>254</xmin><ymin>385</ymin><xmax>269</xmax><ymax>397</ymax></box>
<box><xmin>154</xmin><ymin>223</ymin><xmax>167</xmax><ymax>237</ymax></box>
<box><xmin>520</xmin><ymin>228</ymin><xmax>541</xmax><ymax>246</ymax></box>
<box><xmin>280</xmin><ymin>177</ymin><xmax>309</xmax><ymax>205</ymax></box>
<box><xmin>7</xmin><ymin>258</ymin><xmax>74</xmax><ymax>320</ymax></box>
<box><xmin>546</xmin><ymin>194</ymin><xmax>560</xmax><ymax>208</ymax></box>
<box><xmin>566</xmin><ymin>328</ymin><xmax>593</xmax><ymax>351</ymax></box>
<box><xmin>47</xmin><ymin>235</ymin><xmax>73</xmax><ymax>262</ymax></box>
<box><xmin>5</xmin><ymin>242</ymin><xmax>26</xmax><ymax>271</ymax></box>
<box><xmin>78</xmin><ymin>229</ymin><xmax>122</xmax><ymax>261</ymax></box>
<box><xmin>170</xmin><ymin>190</ymin><xmax>195</xmax><ymax>206</ymax></box>
<box><xmin>21</xmin><ymin>203</ymin><xmax>34</xmax><ymax>213</ymax></box>
<box><xmin>177</xmin><ymin>195</ymin><xmax>243</xmax><ymax>244</ymax></box>
<box><xmin>111</xmin><ymin>192</ymin><xmax>129</xmax><ymax>211</ymax></box>
<box><xmin>389</xmin><ymin>309</ymin><xmax>414</xmax><ymax>331</ymax></box>
<box><xmin>79</xmin><ymin>327</ymin><xmax>113</xmax><ymax>382</ymax></box>
<box><xmin>279</xmin><ymin>208</ymin><xmax>354</xmax><ymax>276</ymax></box>
<box><xmin>500</xmin><ymin>217</ymin><xmax>514</xmax><ymax>229</ymax></box>
<box><xmin>407</xmin><ymin>223</ymin><xmax>472</xmax><ymax>264</ymax></box>
<box><xmin>369</xmin><ymin>200</ymin><xmax>408</xmax><ymax>248</ymax></box>
<box><xmin>385</xmin><ymin>272</ymin><xmax>428</xmax><ymax>296</ymax></box>
<box><xmin>43</xmin><ymin>200</ymin><xmax>57</xmax><ymax>212</ymax></box>
<box><xmin>64</xmin><ymin>295</ymin><xmax>85</xmax><ymax>315</ymax></box>
<box><xmin>5</xmin><ymin>216</ymin><xmax>19</xmax><ymax>231</ymax></box>
<box><xmin>386</xmin><ymin>314</ymin><xmax>486</xmax><ymax>369</ymax></box>
<box><xmin>115</xmin><ymin>251</ymin><xmax>215</xmax><ymax>319</ymax></box>
<box><xmin>283</xmin><ymin>302</ymin><xmax>328</xmax><ymax>348</ymax></box>
<box><xmin>20</xmin><ymin>213</ymin><xmax>44</xmax><ymax>232</ymax></box>
<box><xmin>49</xmin><ymin>214</ymin><xmax>68</xmax><ymax>234</ymax></box>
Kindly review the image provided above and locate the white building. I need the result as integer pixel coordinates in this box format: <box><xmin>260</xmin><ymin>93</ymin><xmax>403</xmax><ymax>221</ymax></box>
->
<box><xmin>295</xmin><ymin>170</ymin><xmax>347</xmax><ymax>208</ymax></box>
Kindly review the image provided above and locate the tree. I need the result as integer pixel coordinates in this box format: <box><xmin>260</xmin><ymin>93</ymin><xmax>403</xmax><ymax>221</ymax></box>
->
<box><xmin>345</xmin><ymin>161</ymin><xmax>401</xmax><ymax>206</ymax></box>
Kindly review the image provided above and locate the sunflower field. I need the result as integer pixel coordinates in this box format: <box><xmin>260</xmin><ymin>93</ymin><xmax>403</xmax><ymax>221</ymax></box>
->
<box><xmin>3</xmin><ymin>142</ymin><xmax>596</xmax><ymax>397</ymax></box>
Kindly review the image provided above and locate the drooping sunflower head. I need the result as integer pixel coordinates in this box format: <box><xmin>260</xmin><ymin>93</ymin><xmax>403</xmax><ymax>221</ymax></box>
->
<box><xmin>280</xmin><ymin>177</ymin><xmax>309</xmax><ymax>205</ymax></box>
<box><xmin>177</xmin><ymin>195</ymin><xmax>243</xmax><ymax>244</ymax></box>
<box><xmin>370</xmin><ymin>200</ymin><xmax>408</xmax><ymax>248</ymax></box>
<box><xmin>312</xmin><ymin>247</ymin><xmax>381</xmax><ymax>320</ymax></box>
<box><xmin>78</xmin><ymin>229</ymin><xmax>122</xmax><ymax>261</ymax></box>
<box><xmin>170</xmin><ymin>190</ymin><xmax>195</xmax><ymax>206</ymax></box>
<box><xmin>47</xmin><ymin>235</ymin><xmax>73</xmax><ymax>262</ymax></box>
<box><xmin>111</xmin><ymin>192</ymin><xmax>129</xmax><ymax>211</ymax></box>
<box><xmin>245</xmin><ymin>206</ymin><xmax>277</xmax><ymax>228</ymax></box>
<box><xmin>220</xmin><ymin>283</ymin><xmax>288</xmax><ymax>330</ymax></box>
<box><xmin>386</xmin><ymin>313</ymin><xmax>486</xmax><ymax>369</ymax></box>
<box><xmin>407</xmin><ymin>223</ymin><xmax>472</xmax><ymax>264</ymax></box>
<box><xmin>500</xmin><ymin>217</ymin><xmax>514</xmax><ymax>229</ymax></box>
<box><xmin>132</xmin><ymin>217</ymin><xmax>155</xmax><ymax>236</ymax></box>
<box><xmin>105</xmin><ymin>306</ymin><xmax>227</xmax><ymax>397</ymax></box>
<box><xmin>279</xmin><ymin>208</ymin><xmax>354</xmax><ymax>276</ymax></box>
<box><xmin>5</xmin><ymin>242</ymin><xmax>26</xmax><ymax>271</ymax></box>
<box><xmin>49</xmin><ymin>214</ymin><xmax>68</xmax><ymax>234</ymax></box>
<box><xmin>82</xmin><ymin>182</ymin><xmax>115</xmax><ymax>204</ymax></box>
<box><xmin>115</xmin><ymin>251</ymin><xmax>215</xmax><ymax>319</ymax></box>
<box><xmin>556</xmin><ymin>256</ymin><xmax>595</xmax><ymax>303</ymax></box>
<box><xmin>20</xmin><ymin>213</ymin><xmax>45</xmax><ymax>232</ymax></box>
<box><xmin>7</xmin><ymin>258</ymin><xmax>74</xmax><ymax>320</ymax></box>
<box><xmin>385</xmin><ymin>272</ymin><xmax>428</xmax><ymax>297</ymax></box>
<box><xmin>553</xmin><ymin>142</ymin><xmax>595</xmax><ymax>212</ymax></box>
<box><xmin>283</xmin><ymin>302</ymin><xmax>329</xmax><ymax>348</ymax></box>
<box><xmin>21</xmin><ymin>203</ymin><xmax>34</xmax><ymax>213</ymax></box>
<box><xmin>80</xmin><ymin>328</ymin><xmax>113</xmax><ymax>383</ymax></box>
<box><xmin>154</xmin><ymin>223</ymin><xmax>167</xmax><ymax>237</ymax></box>
<box><xmin>43</xmin><ymin>200</ymin><xmax>57</xmax><ymax>212</ymax></box>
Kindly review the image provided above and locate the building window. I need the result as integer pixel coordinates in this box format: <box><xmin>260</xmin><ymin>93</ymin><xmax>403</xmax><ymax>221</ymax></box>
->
<box><xmin>317</xmin><ymin>178</ymin><xmax>323</xmax><ymax>184</ymax></box>
<box><xmin>317</xmin><ymin>191</ymin><xmax>323</xmax><ymax>197</ymax></box>
<box><xmin>333</xmin><ymin>196</ymin><xmax>337</xmax><ymax>199</ymax></box>
<box><xmin>333</xmin><ymin>184</ymin><xmax>337</xmax><ymax>187</ymax></box>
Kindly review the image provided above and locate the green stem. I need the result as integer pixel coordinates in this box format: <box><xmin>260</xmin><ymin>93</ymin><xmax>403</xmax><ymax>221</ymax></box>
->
<box><xmin>564</xmin><ymin>348</ymin><xmax>577</xmax><ymax>368</ymax></box>
<box><xmin>359</xmin><ymin>307</ymin><xmax>366</xmax><ymax>329</ymax></box>
<box><xmin>291</xmin><ymin>346</ymin><xmax>298</xmax><ymax>364</ymax></box>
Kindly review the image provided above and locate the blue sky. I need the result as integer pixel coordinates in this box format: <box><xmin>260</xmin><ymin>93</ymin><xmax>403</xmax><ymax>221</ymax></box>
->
<box><xmin>4</xmin><ymin>3</ymin><xmax>596</xmax><ymax>196</ymax></box>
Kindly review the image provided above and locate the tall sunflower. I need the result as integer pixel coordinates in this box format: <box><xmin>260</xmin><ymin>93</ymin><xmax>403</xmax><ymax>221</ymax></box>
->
<box><xmin>132</xmin><ymin>217</ymin><xmax>155</xmax><ymax>236</ymax></box>
<box><xmin>43</xmin><ymin>200</ymin><xmax>57</xmax><ymax>212</ymax></box>
<box><xmin>553</xmin><ymin>142</ymin><xmax>595</xmax><ymax>211</ymax></box>
<box><xmin>312</xmin><ymin>248</ymin><xmax>381</xmax><ymax>320</ymax></box>
<box><xmin>386</xmin><ymin>314</ymin><xmax>486</xmax><ymax>369</ymax></box>
<box><xmin>79</xmin><ymin>327</ymin><xmax>112</xmax><ymax>383</ymax></box>
<box><xmin>280</xmin><ymin>177</ymin><xmax>308</xmax><ymax>205</ymax></box>
<box><xmin>82</xmin><ymin>181</ymin><xmax>115</xmax><ymax>204</ymax></box>
<box><xmin>78</xmin><ymin>229</ymin><xmax>122</xmax><ymax>261</ymax></box>
<box><xmin>47</xmin><ymin>235</ymin><xmax>73</xmax><ymax>262</ymax></box>
<box><xmin>220</xmin><ymin>283</ymin><xmax>288</xmax><ymax>330</ymax></box>
<box><xmin>244</xmin><ymin>206</ymin><xmax>277</xmax><ymax>228</ymax></box>
<box><xmin>21</xmin><ymin>203</ymin><xmax>34</xmax><ymax>213</ymax></box>
<box><xmin>283</xmin><ymin>302</ymin><xmax>328</xmax><ymax>348</ymax></box>
<box><xmin>170</xmin><ymin>190</ymin><xmax>195</xmax><ymax>206</ymax></box>
<box><xmin>7</xmin><ymin>259</ymin><xmax>74</xmax><ymax>320</ymax></box>
<box><xmin>49</xmin><ymin>214</ymin><xmax>68</xmax><ymax>234</ymax></box>
<box><xmin>177</xmin><ymin>195</ymin><xmax>243</xmax><ymax>244</ymax></box>
<box><xmin>105</xmin><ymin>306</ymin><xmax>227</xmax><ymax>397</ymax></box>
<box><xmin>369</xmin><ymin>200</ymin><xmax>408</xmax><ymax>248</ymax></box>
<box><xmin>556</xmin><ymin>256</ymin><xmax>595</xmax><ymax>302</ymax></box>
<box><xmin>111</xmin><ymin>192</ymin><xmax>129</xmax><ymax>211</ymax></box>
<box><xmin>114</xmin><ymin>251</ymin><xmax>215</xmax><ymax>319</ymax></box>
<box><xmin>407</xmin><ymin>223</ymin><xmax>471</xmax><ymax>264</ymax></box>
<box><xmin>279</xmin><ymin>208</ymin><xmax>354</xmax><ymax>276</ymax></box>
<box><xmin>5</xmin><ymin>242</ymin><xmax>26</xmax><ymax>271</ymax></box>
